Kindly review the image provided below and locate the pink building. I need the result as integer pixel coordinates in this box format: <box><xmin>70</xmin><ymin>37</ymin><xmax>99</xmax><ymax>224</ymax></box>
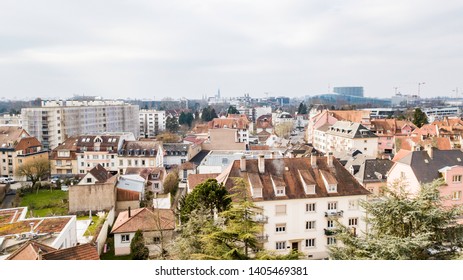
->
<box><xmin>306</xmin><ymin>110</ymin><xmax>338</xmax><ymax>144</ymax></box>
<box><xmin>387</xmin><ymin>147</ymin><xmax>463</xmax><ymax>206</ymax></box>
<box><xmin>370</xmin><ymin>119</ymin><xmax>415</xmax><ymax>154</ymax></box>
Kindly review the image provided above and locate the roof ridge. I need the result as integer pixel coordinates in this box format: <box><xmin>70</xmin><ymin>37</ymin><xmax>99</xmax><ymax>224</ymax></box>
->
<box><xmin>111</xmin><ymin>208</ymin><xmax>151</xmax><ymax>233</ymax></box>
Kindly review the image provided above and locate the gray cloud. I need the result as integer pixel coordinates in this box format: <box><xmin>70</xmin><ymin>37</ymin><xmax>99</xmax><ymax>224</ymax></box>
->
<box><xmin>1</xmin><ymin>0</ymin><xmax>462</xmax><ymax>100</ymax></box>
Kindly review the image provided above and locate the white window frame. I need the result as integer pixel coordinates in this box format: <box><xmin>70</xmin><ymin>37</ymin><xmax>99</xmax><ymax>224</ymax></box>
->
<box><xmin>275</xmin><ymin>223</ymin><xmax>286</xmax><ymax>233</ymax></box>
<box><xmin>121</xmin><ymin>234</ymin><xmax>130</xmax><ymax>243</ymax></box>
<box><xmin>305</xmin><ymin>238</ymin><xmax>315</xmax><ymax>248</ymax></box>
<box><xmin>327</xmin><ymin>237</ymin><xmax>336</xmax><ymax>245</ymax></box>
<box><xmin>452</xmin><ymin>191</ymin><xmax>462</xmax><ymax>200</ymax></box>
<box><xmin>348</xmin><ymin>218</ymin><xmax>358</xmax><ymax>226</ymax></box>
<box><xmin>306</xmin><ymin>203</ymin><xmax>316</xmax><ymax>212</ymax></box>
<box><xmin>275</xmin><ymin>241</ymin><xmax>286</xmax><ymax>250</ymax></box>
<box><xmin>306</xmin><ymin>221</ymin><xmax>316</xmax><ymax>230</ymax></box>
<box><xmin>327</xmin><ymin>201</ymin><xmax>337</xmax><ymax>210</ymax></box>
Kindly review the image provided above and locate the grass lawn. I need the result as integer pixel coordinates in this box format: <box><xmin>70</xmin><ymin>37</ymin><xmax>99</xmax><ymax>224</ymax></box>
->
<box><xmin>19</xmin><ymin>190</ymin><xmax>68</xmax><ymax>217</ymax></box>
<box><xmin>84</xmin><ymin>215</ymin><xmax>105</xmax><ymax>236</ymax></box>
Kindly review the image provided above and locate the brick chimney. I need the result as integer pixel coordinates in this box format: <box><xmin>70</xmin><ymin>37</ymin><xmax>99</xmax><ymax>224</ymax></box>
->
<box><xmin>240</xmin><ymin>155</ymin><xmax>246</xmax><ymax>172</ymax></box>
<box><xmin>311</xmin><ymin>154</ymin><xmax>317</xmax><ymax>168</ymax></box>
<box><xmin>327</xmin><ymin>152</ymin><xmax>334</xmax><ymax>167</ymax></box>
<box><xmin>258</xmin><ymin>154</ymin><xmax>265</xmax><ymax>174</ymax></box>
<box><xmin>425</xmin><ymin>145</ymin><xmax>433</xmax><ymax>159</ymax></box>
<box><xmin>128</xmin><ymin>206</ymin><xmax>131</xmax><ymax>218</ymax></box>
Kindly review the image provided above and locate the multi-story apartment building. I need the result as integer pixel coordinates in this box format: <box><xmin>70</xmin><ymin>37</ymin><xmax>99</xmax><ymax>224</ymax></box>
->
<box><xmin>139</xmin><ymin>110</ymin><xmax>166</xmax><ymax>138</ymax></box>
<box><xmin>21</xmin><ymin>100</ymin><xmax>139</xmax><ymax>150</ymax></box>
<box><xmin>0</xmin><ymin>126</ymin><xmax>48</xmax><ymax>181</ymax></box>
<box><xmin>0</xmin><ymin>113</ymin><xmax>22</xmax><ymax>126</ymax></box>
<box><xmin>50</xmin><ymin>133</ymin><xmax>135</xmax><ymax>176</ymax></box>
<box><xmin>117</xmin><ymin>140</ymin><xmax>163</xmax><ymax>174</ymax></box>
<box><xmin>324</xmin><ymin>121</ymin><xmax>378</xmax><ymax>157</ymax></box>
<box><xmin>76</xmin><ymin>133</ymin><xmax>135</xmax><ymax>175</ymax></box>
<box><xmin>50</xmin><ymin>136</ymin><xmax>78</xmax><ymax>176</ymax></box>
<box><xmin>220</xmin><ymin>155</ymin><xmax>370</xmax><ymax>259</ymax></box>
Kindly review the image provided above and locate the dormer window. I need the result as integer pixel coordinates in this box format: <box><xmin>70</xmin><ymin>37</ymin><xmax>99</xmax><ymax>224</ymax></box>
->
<box><xmin>327</xmin><ymin>184</ymin><xmax>337</xmax><ymax>192</ymax></box>
<box><xmin>271</xmin><ymin>175</ymin><xmax>286</xmax><ymax>196</ymax></box>
<box><xmin>320</xmin><ymin>170</ymin><xmax>338</xmax><ymax>193</ymax></box>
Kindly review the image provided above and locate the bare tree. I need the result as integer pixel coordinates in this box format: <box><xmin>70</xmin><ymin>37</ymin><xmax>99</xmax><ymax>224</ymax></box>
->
<box><xmin>15</xmin><ymin>158</ymin><xmax>50</xmax><ymax>192</ymax></box>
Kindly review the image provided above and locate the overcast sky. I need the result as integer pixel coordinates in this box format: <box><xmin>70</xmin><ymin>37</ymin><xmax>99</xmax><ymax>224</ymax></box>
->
<box><xmin>1</xmin><ymin>0</ymin><xmax>462</xmax><ymax>101</ymax></box>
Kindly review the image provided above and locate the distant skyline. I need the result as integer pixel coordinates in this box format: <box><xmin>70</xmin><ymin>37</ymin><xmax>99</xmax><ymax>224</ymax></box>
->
<box><xmin>1</xmin><ymin>1</ymin><xmax>462</xmax><ymax>100</ymax></box>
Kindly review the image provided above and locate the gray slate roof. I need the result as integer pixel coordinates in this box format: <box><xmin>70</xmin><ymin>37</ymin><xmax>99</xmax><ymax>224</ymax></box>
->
<box><xmin>397</xmin><ymin>148</ymin><xmax>463</xmax><ymax>183</ymax></box>
<box><xmin>326</xmin><ymin>121</ymin><xmax>377</xmax><ymax>139</ymax></box>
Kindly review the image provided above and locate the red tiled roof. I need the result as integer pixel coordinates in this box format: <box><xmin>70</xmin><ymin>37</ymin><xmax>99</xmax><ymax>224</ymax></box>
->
<box><xmin>0</xmin><ymin>127</ymin><xmax>29</xmax><ymax>147</ymax></box>
<box><xmin>88</xmin><ymin>164</ymin><xmax>113</xmax><ymax>183</ymax></box>
<box><xmin>224</xmin><ymin>157</ymin><xmax>370</xmax><ymax>201</ymax></box>
<box><xmin>6</xmin><ymin>241</ymin><xmax>56</xmax><ymax>260</ymax></box>
<box><xmin>208</xmin><ymin>116</ymin><xmax>250</xmax><ymax>130</ymax></box>
<box><xmin>392</xmin><ymin>149</ymin><xmax>412</xmax><ymax>162</ymax></box>
<box><xmin>187</xmin><ymin>174</ymin><xmax>220</xmax><ymax>191</ymax></box>
<box><xmin>42</xmin><ymin>243</ymin><xmax>100</xmax><ymax>260</ymax></box>
<box><xmin>14</xmin><ymin>137</ymin><xmax>42</xmax><ymax>151</ymax></box>
<box><xmin>111</xmin><ymin>208</ymin><xmax>175</xmax><ymax>234</ymax></box>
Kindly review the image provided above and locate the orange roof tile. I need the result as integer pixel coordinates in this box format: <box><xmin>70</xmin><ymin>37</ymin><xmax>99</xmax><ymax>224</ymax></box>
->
<box><xmin>42</xmin><ymin>243</ymin><xmax>100</xmax><ymax>260</ymax></box>
<box><xmin>111</xmin><ymin>208</ymin><xmax>175</xmax><ymax>234</ymax></box>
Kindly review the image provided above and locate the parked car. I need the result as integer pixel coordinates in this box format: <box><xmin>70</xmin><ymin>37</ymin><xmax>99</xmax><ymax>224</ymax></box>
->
<box><xmin>60</xmin><ymin>185</ymin><xmax>69</xmax><ymax>191</ymax></box>
<box><xmin>50</xmin><ymin>177</ymin><xmax>61</xmax><ymax>184</ymax></box>
<box><xmin>0</xmin><ymin>177</ymin><xmax>15</xmax><ymax>184</ymax></box>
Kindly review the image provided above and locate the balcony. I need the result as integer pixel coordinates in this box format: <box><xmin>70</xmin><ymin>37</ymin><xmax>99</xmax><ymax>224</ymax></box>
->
<box><xmin>324</xmin><ymin>229</ymin><xmax>336</xmax><ymax>236</ymax></box>
<box><xmin>256</xmin><ymin>234</ymin><xmax>269</xmax><ymax>242</ymax></box>
<box><xmin>253</xmin><ymin>215</ymin><xmax>269</xmax><ymax>223</ymax></box>
<box><xmin>324</xmin><ymin>210</ymin><xmax>343</xmax><ymax>218</ymax></box>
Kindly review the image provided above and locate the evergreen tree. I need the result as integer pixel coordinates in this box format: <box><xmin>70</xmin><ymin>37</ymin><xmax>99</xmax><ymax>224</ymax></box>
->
<box><xmin>297</xmin><ymin>102</ymin><xmax>308</xmax><ymax>114</ymax></box>
<box><xmin>130</xmin><ymin>230</ymin><xmax>149</xmax><ymax>260</ymax></box>
<box><xmin>210</xmin><ymin>108</ymin><xmax>218</xmax><ymax>119</ymax></box>
<box><xmin>179</xmin><ymin>179</ymin><xmax>231</xmax><ymax>223</ymax></box>
<box><xmin>227</xmin><ymin>105</ymin><xmax>240</xmax><ymax>115</ymax></box>
<box><xmin>200</xmin><ymin>178</ymin><xmax>262</xmax><ymax>259</ymax></box>
<box><xmin>178</xmin><ymin>112</ymin><xmax>186</xmax><ymax>125</ymax></box>
<box><xmin>329</xmin><ymin>179</ymin><xmax>463</xmax><ymax>260</ymax></box>
<box><xmin>412</xmin><ymin>108</ymin><xmax>429</xmax><ymax>128</ymax></box>
<box><xmin>166</xmin><ymin>116</ymin><xmax>179</xmax><ymax>133</ymax></box>
<box><xmin>169</xmin><ymin>207</ymin><xmax>215</xmax><ymax>259</ymax></box>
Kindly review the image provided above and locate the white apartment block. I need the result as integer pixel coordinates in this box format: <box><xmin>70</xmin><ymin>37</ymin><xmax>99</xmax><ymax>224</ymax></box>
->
<box><xmin>76</xmin><ymin>133</ymin><xmax>136</xmax><ymax>175</ymax></box>
<box><xmin>21</xmin><ymin>100</ymin><xmax>139</xmax><ymax>150</ymax></box>
<box><xmin>324</xmin><ymin>121</ymin><xmax>378</xmax><ymax>157</ymax></box>
<box><xmin>139</xmin><ymin>110</ymin><xmax>166</xmax><ymax>137</ymax></box>
<box><xmin>221</xmin><ymin>155</ymin><xmax>370</xmax><ymax>259</ymax></box>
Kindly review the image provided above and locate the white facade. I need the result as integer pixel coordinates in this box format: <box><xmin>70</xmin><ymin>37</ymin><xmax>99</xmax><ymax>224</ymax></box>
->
<box><xmin>313</xmin><ymin>127</ymin><xmax>329</xmax><ymax>153</ymax></box>
<box><xmin>139</xmin><ymin>110</ymin><xmax>166</xmax><ymax>137</ymax></box>
<box><xmin>324</xmin><ymin>121</ymin><xmax>379</xmax><ymax>157</ymax></box>
<box><xmin>51</xmin><ymin>215</ymin><xmax>78</xmax><ymax>249</ymax></box>
<box><xmin>114</xmin><ymin>232</ymin><xmax>136</xmax><ymax>255</ymax></box>
<box><xmin>256</xmin><ymin>195</ymin><xmax>367</xmax><ymax>259</ymax></box>
<box><xmin>21</xmin><ymin>100</ymin><xmax>139</xmax><ymax>150</ymax></box>
<box><xmin>326</xmin><ymin>134</ymin><xmax>378</xmax><ymax>157</ymax></box>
